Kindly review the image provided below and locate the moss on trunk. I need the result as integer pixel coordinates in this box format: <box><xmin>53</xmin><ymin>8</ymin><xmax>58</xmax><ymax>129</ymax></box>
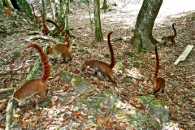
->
<box><xmin>94</xmin><ymin>0</ymin><xmax>103</xmax><ymax>42</ymax></box>
<box><xmin>130</xmin><ymin>0</ymin><xmax>163</xmax><ymax>52</ymax></box>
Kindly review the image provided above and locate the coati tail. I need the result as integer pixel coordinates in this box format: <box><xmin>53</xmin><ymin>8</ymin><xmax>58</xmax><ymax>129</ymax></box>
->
<box><xmin>26</xmin><ymin>44</ymin><xmax>50</xmax><ymax>82</ymax></box>
<box><xmin>153</xmin><ymin>46</ymin><xmax>159</xmax><ymax>84</ymax></box>
<box><xmin>40</xmin><ymin>10</ymin><xmax>49</xmax><ymax>35</ymax></box>
<box><xmin>31</xmin><ymin>4</ymin><xmax>35</xmax><ymax>14</ymax></box>
<box><xmin>4</xmin><ymin>0</ymin><xmax>11</xmax><ymax>16</ymax></box>
<box><xmin>172</xmin><ymin>23</ymin><xmax>176</xmax><ymax>38</ymax></box>
<box><xmin>153</xmin><ymin>46</ymin><xmax>165</xmax><ymax>94</ymax></box>
<box><xmin>107</xmin><ymin>31</ymin><xmax>116</xmax><ymax>68</ymax></box>
<box><xmin>46</xmin><ymin>19</ymin><xmax>72</xmax><ymax>48</ymax></box>
<box><xmin>40</xmin><ymin>10</ymin><xmax>45</xmax><ymax>24</ymax></box>
<box><xmin>6</xmin><ymin>0</ymin><xmax>10</xmax><ymax>7</ymax></box>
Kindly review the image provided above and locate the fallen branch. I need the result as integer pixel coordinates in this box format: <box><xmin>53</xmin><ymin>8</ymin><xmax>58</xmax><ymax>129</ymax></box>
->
<box><xmin>27</xmin><ymin>36</ymin><xmax>59</xmax><ymax>44</ymax></box>
<box><xmin>6</xmin><ymin>97</ymin><xmax>14</xmax><ymax>130</ymax></box>
<box><xmin>0</xmin><ymin>66</ymin><xmax>22</xmax><ymax>76</ymax></box>
<box><xmin>0</xmin><ymin>88</ymin><xmax>15</xmax><ymax>94</ymax></box>
<box><xmin>167</xmin><ymin>80</ymin><xmax>195</xmax><ymax>97</ymax></box>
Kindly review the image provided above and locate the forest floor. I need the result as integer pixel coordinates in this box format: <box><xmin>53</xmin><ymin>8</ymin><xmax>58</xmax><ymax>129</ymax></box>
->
<box><xmin>0</xmin><ymin>0</ymin><xmax>195</xmax><ymax>129</ymax></box>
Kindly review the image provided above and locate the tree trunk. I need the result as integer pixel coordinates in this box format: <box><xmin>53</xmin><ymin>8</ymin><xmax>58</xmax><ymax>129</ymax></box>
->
<box><xmin>65</xmin><ymin>0</ymin><xmax>70</xmax><ymax>36</ymax></box>
<box><xmin>66</xmin><ymin>0</ymin><xmax>70</xmax><ymax>14</ymax></box>
<box><xmin>42</xmin><ymin>0</ymin><xmax>46</xmax><ymax>19</ymax></box>
<box><xmin>10</xmin><ymin>0</ymin><xmax>33</xmax><ymax>18</ymax></box>
<box><xmin>49</xmin><ymin>0</ymin><xmax>56</xmax><ymax>20</ymax></box>
<box><xmin>94</xmin><ymin>0</ymin><xmax>103</xmax><ymax>42</ymax></box>
<box><xmin>102</xmin><ymin>0</ymin><xmax>108</xmax><ymax>9</ymax></box>
<box><xmin>59</xmin><ymin>0</ymin><xmax>66</xmax><ymax>27</ymax></box>
<box><xmin>130</xmin><ymin>0</ymin><xmax>163</xmax><ymax>52</ymax></box>
<box><xmin>49</xmin><ymin>0</ymin><xmax>68</xmax><ymax>38</ymax></box>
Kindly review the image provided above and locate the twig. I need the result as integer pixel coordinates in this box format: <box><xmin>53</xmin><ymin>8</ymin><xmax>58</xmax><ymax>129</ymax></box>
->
<box><xmin>167</xmin><ymin>80</ymin><xmax>195</xmax><ymax>97</ymax></box>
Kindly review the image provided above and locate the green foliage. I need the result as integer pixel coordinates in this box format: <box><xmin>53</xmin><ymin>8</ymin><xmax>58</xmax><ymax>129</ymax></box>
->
<box><xmin>51</xmin><ymin>67</ymin><xmax>61</xmax><ymax>74</ymax></box>
<box><xmin>127</xmin><ymin>110</ymin><xmax>146</xmax><ymax>128</ymax></box>
<box><xmin>77</xmin><ymin>46</ymin><xmax>85</xmax><ymax>52</ymax></box>
<box><xmin>60</xmin><ymin>70</ymin><xmax>72</xmax><ymax>81</ymax></box>
<box><xmin>49</xmin><ymin>0</ymin><xmax>70</xmax><ymax>39</ymax></box>
<box><xmin>101</xmin><ymin>0</ymin><xmax>108</xmax><ymax>9</ymax></box>
<box><xmin>77</xmin><ymin>90</ymin><xmax>118</xmax><ymax>115</ymax></box>
<box><xmin>116</xmin><ymin>53</ymin><xmax>123</xmax><ymax>61</ymax></box>
<box><xmin>78</xmin><ymin>0</ymin><xmax>90</xmax><ymax>5</ymax></box>
<box><xmin>69</xmin><ymin>22</ymin><xmax>74</xmax><ymax>27</ymax></box>
<box><xmin>2</xmin><ymin>0</ymin><xmax>6</xmax><ymax>6</ymax></box>
<box><xmin>127</xmin><ymin>108</ymin><xmax>161</xmax><ymax>129</ymax></box>
<box><xmin>104</xmin><ymin>53</ymin><xmax>109</xmax><ymax>59</ymax></box>
<box><xmin>137</xmin><ymin>95</ymin><xmax>169</xmax><ymax>129</ymax></box>
<box><xmin>11</xmin><ymin>51</ymin><xmax>20</xmax><ymax>61</ymax></box>
<box><xmin>70</xmin><ymin>77</ymin><xmax>90</xmax><ymax>93</ymax></box>
<box><xmin>38</xmin><ymin>97</ymin><xmax>51</xmax><ymax>108</ymax></box>
<box><xmin>127</xmin><ymin>95</ymin><xmax>168</xmax><ymax>130</ymax></box>
<box><xmin>17</xmin><ymin>0</ymin><xmax>33</xmax><ymax>18</ymax></box>
<box><xmin>10</xmin><ymin>21</ymin><xmax>18</xmax><ymax>28</ymax></box>
<box><xmin>121</xmin><ymin>76</ymin><xmax>132</xmax><ymax>83</ymax></box>
<box><xmin>0</xmin><ymin>61</ymin><xmax>8</xmax><ymax>67</ymax></box>
<box><xmin>114</xmin><ymin>62</ymin><xmax>126</xmax><ymax>73</ymax></box>
<box><xmin>0</xmin><ymin>0</ymin><xmax>3</xmax><ymax>6</ymax></box>
<box><xmin>129</xmin><ymin>52</ymin><xmax>137</xmax><ymax>59</ymax></box>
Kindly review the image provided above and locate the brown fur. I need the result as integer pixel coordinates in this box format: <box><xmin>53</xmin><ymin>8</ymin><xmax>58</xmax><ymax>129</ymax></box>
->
<box><xmin>40</xmin><ymin>10</ymin><xmax>49</xmax><ymax>35</ymax></box>
<box><xmin>153</xmin><ymin>46</ymin><xmax>165</xmax><ymax>94</ymax></box>
<box><xmin>4</xmin><ymin>0</ymin><xmax>11</xmax><ymax>16</ymax></box>
<box><xmin>46</xmin><ymin>19</ymin><xmax>72</xmax><ymax>63</ymax></box>
<box><xmin>14</xmin><ymin>44</ymin><xmax>50</xmax><ymax>106</ymax></box>
<box><xmin>81</xmin><ymin>31</ymin><xmax>117</xmax><ymax>85</ymax></box>
<box><xmin>31</xmin><ymin>4</ymin><xmax>38</xmax><ymax>24</ymax></box>
<box><xmin>162</xmin><ymin>23</ymin><xmax>176</xmax><ymax>45</ymax></box>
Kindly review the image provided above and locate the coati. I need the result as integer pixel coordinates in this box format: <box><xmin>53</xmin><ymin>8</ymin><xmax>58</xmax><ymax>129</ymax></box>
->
<box><xmin>153</xmin><ymin>46</ymin><xmax>165</xmax><ymax>94</ymax></box>
<box><xmin>31</xmin><ymin>4</ymin><xmax>38</xmax><ymax>24</ymax></box>
<box><xmin>14</xmin><ymin>44</ymin><xmax>50</xmax><ymax>106</ymax></box>
<box><xmin>4</xmin><ymin>0</ymin><xmax>11</xmax><ymax>16</ymax></box>
<box><xmin>162</xmin><ymin>23</ymin><xmax>176</xmax><ymax>45</ymax></box>
<box><xmin>40</xmin><ymin>10</ymin><xmax>49</xmax><ymax>35</ymax></box>
<box><xmin>46</xmin><ymin>19</ymin><xmax>72</xmax><ymax>63</ymax></box>
<box><xmin>80</xmin><ymin>31</ymin><xmax>117</xmax><ymax>85</ymax></box>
